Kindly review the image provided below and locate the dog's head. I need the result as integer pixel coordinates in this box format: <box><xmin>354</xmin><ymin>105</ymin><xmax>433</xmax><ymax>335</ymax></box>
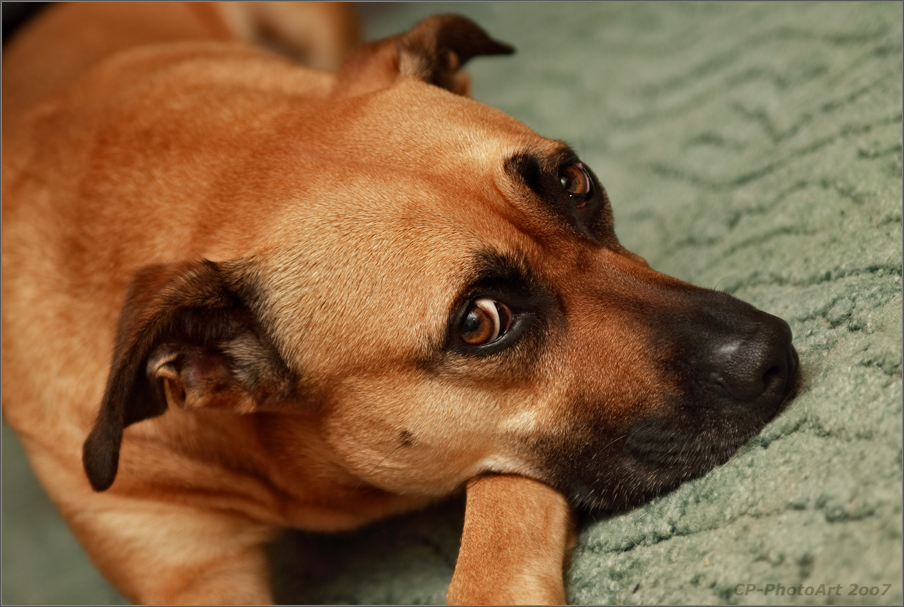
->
<box><xmin>83</xmin><ymin>15</ymin><xmax>797</xmax><ymax>511</ymax></box>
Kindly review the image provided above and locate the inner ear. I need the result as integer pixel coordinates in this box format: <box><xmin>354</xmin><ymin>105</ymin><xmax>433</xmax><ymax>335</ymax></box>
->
<box><xmin>148</xmin><ymin>344</ymin><xmax>261</xmax><ymax>414</ymax></box>
<box><xmin>82</xmin><ymin>259</ymin><xmax>294</xmax><ymax>491</ymax></box>
<box><xmin>335</xmin><ymin>14</ymin><xmax>514</xmax><ymax>97</ymax></box>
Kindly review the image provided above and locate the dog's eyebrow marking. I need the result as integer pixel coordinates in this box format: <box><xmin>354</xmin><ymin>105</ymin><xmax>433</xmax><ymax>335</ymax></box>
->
<box><xmin>464</xmin><ymin>250</ymin><xmax>559</xmax><ymax>314</ymax></box>
<box><xmin>504</xmin><ymin>146</ymin><xmax>577</xmax><ymax>192</ymax></box>
<box><xmin>470</xmin><ymin>249</ymin><xmax>536</xmax><ymax>288</ymax></box>
<box><xmin>504</xmin><ymin>147</ymin><xmax>612</xmax><ymax>245</ymax></box>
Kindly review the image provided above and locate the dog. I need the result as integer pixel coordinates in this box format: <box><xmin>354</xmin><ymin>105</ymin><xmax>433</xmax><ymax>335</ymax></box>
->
<box><xmin>2</xmin><ymin>3</ymin><xmax>798</xmax><ymax>604</ymax></box>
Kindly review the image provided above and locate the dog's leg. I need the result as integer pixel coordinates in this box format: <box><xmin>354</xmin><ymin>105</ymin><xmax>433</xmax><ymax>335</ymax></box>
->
<box><xmin>447</xmin><ymin>475</ymin><xmax>574</xmax><ymax>605</ymax></box>
<box><xmin>30</xmin><ymin>455</ymin><xmax>278</xmax><ymax>605</ymax></box>
<box><xmin>72</xmin><ymin>499</ymin><xmax>276</xmax><ymax>605</ymax></box>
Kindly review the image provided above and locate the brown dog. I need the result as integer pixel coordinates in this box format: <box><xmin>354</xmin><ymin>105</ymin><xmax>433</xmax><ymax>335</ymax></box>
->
<box><xmin>2</xmin><ymin>3</ymin><xmax>798</xmax><ymax>604</ymax></box>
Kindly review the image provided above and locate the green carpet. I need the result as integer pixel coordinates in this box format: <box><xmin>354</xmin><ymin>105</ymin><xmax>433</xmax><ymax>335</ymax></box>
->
<box><xmin>3</xmin><ymin>3</ymin><xmax>901</xmax><ymax>604</ymax></box>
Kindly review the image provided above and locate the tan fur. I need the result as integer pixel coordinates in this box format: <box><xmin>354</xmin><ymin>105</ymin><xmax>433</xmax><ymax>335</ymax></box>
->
<box><xmin>3</xmin><ymin>3</ymin><xmax>797</xmax><ymax>604</ymax></box>
<box><xmin>2</xmin><ymin>5</ymin><xmax>568</xmax><ymax>603</ymax></box>
<box><xmin>449</xmin><ymin>475</ymin><xmax>575</xmax><ymax>605</ymax></box>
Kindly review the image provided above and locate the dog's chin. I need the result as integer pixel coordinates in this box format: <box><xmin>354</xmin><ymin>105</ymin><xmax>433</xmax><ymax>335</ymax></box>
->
<box><xmin>543</xmin><ymin>365</ymin><xmax>800</xmax><ymax>513</ymax></box>
<box><xmin>555</xmin><ymin>421</ymin><xmax>761</xmax><ymax>512</ymax></box>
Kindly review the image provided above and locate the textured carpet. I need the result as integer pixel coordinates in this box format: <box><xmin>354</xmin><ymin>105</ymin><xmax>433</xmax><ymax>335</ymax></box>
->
<box><xmin>3</xmin><ymin>3</ymin><xmax>901</xmax><ymax>604</ymax></box>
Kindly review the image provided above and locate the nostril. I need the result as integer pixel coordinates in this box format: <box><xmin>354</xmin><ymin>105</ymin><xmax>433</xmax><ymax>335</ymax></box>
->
<box><xmin>716</xmin><ymin>359</ymin><xmax>784</xmax><ymax>401</ymax></box>
<box><xmin>761</xmin><ymin>363</ymin><xmax>786</xmax><ymax>392</ymax></box>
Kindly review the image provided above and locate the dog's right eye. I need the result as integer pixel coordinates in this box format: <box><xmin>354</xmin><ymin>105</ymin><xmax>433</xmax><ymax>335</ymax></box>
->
<box><xmin>460</xmin><ymin>299</ymin><xmax>513</xmax><ymax>346</ymax></box>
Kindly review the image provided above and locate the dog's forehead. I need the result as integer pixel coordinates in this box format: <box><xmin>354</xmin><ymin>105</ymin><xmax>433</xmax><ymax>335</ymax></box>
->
<box><xmin>365</xmin><ymin>81</ymin><xmax>617</xmax><ymax>242</ymax></box>
<box><xmin>256</xmin><ymin>180</ymin><xmax>550</xmax><ymax>373</ymax></box>
<box><xmin>254</xmin><ymin>81</ymin><xmax>621</xmax><ymax>369</ymax></box>
<box><xmin>326</xmin><ymin>81</ymin><xmax>550</xmax><ymax>167</ymax></box>
<box><xmin>318</xmin><ymin>81</ymin><xmax>609</xmax><ymax>245</ymax></box>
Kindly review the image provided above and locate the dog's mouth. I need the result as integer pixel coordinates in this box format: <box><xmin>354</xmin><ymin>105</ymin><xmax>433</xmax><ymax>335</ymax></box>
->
<box><xmin>537</xmin><ymin>342</ymin><xmax>799</xmax><ymax>513</ymax></box>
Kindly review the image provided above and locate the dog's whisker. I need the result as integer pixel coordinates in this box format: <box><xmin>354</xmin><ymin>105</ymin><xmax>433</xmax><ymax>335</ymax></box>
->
<box><xmin>603</xmin><ymin>434</ymin><xmax>628</xmax><ymax>449</ymax></box>
<box><xmin>350</xmin><ymin>443</ymin><xmax>407</xmax><ymax>495</ymax></box>
<box><xmin>712</xmin><ymin>277</ymin><xmax>729</xmax><ymax>292</ymax></box>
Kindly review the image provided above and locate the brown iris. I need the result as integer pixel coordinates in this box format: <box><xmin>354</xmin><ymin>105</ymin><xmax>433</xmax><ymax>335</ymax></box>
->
<box><xmin>460</xmin><ymin>299</ymin><xmax>513</xmax><ymax>345</ymax></box>
<box><xmin>559</xmin><ymin>162</ymin><xmax>593</xmax><ymax>200</ymax></box>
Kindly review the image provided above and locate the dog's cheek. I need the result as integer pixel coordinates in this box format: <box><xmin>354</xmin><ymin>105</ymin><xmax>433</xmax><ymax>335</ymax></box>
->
<box><xmin>492</xmin><ymin>308</ymin><xmax>682</xmax><ymax>507</ymax></box>
<box><xmin>319</xmin><ymin>375</ymin><xmax>535</xmax><ymax>496</ymax></box>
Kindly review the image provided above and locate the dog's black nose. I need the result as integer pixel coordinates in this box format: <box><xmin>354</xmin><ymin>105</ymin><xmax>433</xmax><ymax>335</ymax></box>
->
<box><xmin>710</xmin><ymin>313</ymin><xmax>797</xmax><ymax>404</ymax></box>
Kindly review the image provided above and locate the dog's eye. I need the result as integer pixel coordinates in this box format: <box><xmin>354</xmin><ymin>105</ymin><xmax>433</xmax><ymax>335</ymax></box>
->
<box><xmin>559</xmin><ymin>162</ymin><xmax>593</xmax><ymax>202</ymax></box>
<box><xmin>460</xmin><ymin>299</ymin><xmax>513</xmax><ymax>346</ymax></box>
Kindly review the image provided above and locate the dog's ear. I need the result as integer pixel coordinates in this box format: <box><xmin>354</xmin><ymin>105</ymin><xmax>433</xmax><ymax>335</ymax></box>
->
<box><xmin>82</xmin><ymin>259</ymin><xmax>293</xmax><ymax>492</ymax></box>
<box><xmin>335</xmin><ymin>14</ymin><xmax>514</xmax><ymax>97</ymax></box>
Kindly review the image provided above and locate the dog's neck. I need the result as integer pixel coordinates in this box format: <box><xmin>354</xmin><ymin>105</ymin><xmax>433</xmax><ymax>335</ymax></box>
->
<box><xmin>121</xmin><ymin>407</ymin><xmax>434</xmax><ymax>530</ymax></box>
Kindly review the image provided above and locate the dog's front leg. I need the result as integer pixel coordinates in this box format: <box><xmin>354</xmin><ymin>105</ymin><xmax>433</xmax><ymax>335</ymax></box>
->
<box><xmin>60</xmin><ymin>486</ymin><xmax>277</xmax><ymax>605</ymax></box>
<box><xmin>447</xmin><ymin>475</ymin><xmax>575</xmax><ymax>605</ymax></box>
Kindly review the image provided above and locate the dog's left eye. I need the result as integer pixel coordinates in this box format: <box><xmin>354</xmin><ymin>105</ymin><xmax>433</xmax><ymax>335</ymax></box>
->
<box><xmin>460</xmin><ymin>299</ymin><xmax>513</xmax><ymax>346</ymax></box>
<box><xmin>559</xmin><ymin>162</ymin><xmax>593</xmax><ymax>202</ymax></box>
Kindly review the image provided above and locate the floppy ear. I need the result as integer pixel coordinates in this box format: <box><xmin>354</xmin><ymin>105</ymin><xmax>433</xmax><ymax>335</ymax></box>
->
<box><xmin>335</xmin><ymin>14</ymin><xmax>514</xmax><ymax>97</ymax></box>
<box><xmin>82</xmin><ymin>259</ymin><xmax>293</xmax><ymax>492</ymax></box>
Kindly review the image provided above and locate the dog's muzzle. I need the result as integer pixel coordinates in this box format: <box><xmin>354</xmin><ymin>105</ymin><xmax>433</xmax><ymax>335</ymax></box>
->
<box><xmin>542</xmin><ymin>286</ymin><xmax>800</xmax><ymax>512</ymax></box>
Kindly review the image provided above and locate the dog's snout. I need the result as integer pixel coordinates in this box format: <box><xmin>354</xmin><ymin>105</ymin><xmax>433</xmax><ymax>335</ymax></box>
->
<box><xmin>710</xmin><ymin>313</ymin><xmax>797</xmax><ymax>405</ymax></box>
